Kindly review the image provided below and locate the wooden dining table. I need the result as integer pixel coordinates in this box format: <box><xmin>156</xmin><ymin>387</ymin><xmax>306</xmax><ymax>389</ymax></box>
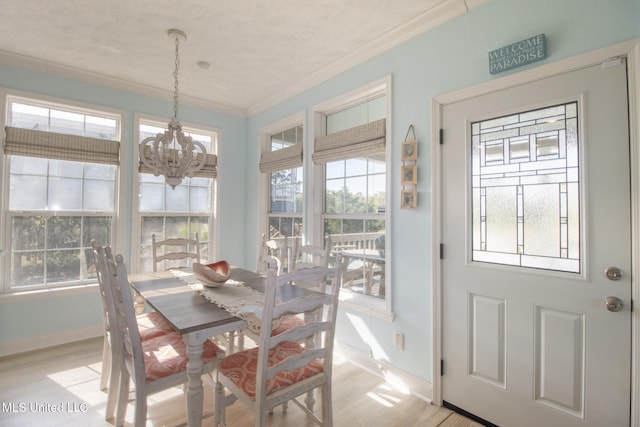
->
<box><xmin>128</xmin><ymin>265</ymin><xmax>310</xmax><ymax>427</ymax></box>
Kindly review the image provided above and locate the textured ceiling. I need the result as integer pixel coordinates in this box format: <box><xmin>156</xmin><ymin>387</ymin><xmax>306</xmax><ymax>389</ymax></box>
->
<box><xmin>0</xmin><ymin>0</ymin><xmax>482</xmax><ymax>115</ymax></box>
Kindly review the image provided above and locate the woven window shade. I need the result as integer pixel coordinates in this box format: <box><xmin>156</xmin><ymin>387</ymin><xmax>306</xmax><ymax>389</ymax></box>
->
<box><xmin>312</xmin><ymin>118</ymin><xmax>386</xmax><ymax>164</ymax></box>
<box><xmin>4</xmin><ymin>126</ymin><xmax>120</xmax><ymax>165</ymax></box>
<box><xmin>139</xmin><ymin>145</ymin><xmax>218</xmax><ymax>178</ymax></box>
<box><xmin>259</xmin><ymin>143</ymin><xmax>302</xmax><ymax>173</ymax></box>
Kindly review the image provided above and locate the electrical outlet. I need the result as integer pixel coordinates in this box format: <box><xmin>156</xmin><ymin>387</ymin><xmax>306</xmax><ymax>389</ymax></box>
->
<box><xmin>393</xmin><ymin>331</ymin><xmax>404</xmax><ymax>350</ymax></box>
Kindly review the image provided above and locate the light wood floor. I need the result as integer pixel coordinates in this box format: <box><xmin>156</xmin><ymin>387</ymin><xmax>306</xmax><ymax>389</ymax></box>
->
<box><xmin>0</xmin><ymin>338</ymin><xmax>482</xmax><ymax>427</ymax></box>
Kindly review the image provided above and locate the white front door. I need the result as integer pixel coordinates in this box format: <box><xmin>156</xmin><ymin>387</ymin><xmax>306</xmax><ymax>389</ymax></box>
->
<box><xmin>441</xmin><ymin>61</ymin><xmax>631</xmax><ymax>426</ymax></box>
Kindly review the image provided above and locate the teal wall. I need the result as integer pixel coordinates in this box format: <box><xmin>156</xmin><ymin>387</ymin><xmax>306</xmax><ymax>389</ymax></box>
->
<box><xmin>0</xmin><ymin>0</ymin><xmax>638</xmax><ymax>387</ymax></box>
<box><xmin>244</xmin><ymin>0</ymin><xmax>640</xmax><ymax>382</ymax></box>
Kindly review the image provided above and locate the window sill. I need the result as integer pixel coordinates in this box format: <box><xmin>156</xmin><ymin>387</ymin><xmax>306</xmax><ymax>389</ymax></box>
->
<box><xmin>0</xmin><ymin>283</ymin><xmax>98</xmax><ymax>303</ymax></box>
<box><xmin>339</xmin><ymin>291</ymin><xmax>395</xmax><ymax>321</ymax></box>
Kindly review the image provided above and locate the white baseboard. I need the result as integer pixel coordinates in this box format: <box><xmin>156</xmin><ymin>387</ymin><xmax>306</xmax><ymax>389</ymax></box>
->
<box><xmin>0</xmin><ymin>324</ymin><xmax>103</xmax><ymax>358</ymax></box>
<box><xmin>334</xmin><ymin>341</ymin><xmax>433</xmax><ymax>403</ymax></box>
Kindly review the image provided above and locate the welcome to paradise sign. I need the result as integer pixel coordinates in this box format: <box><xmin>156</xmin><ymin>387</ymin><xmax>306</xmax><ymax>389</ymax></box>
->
<box><xmin>489</xmin><ymin>34</ymin><xmax>546</xmax><ymax>74</ymax></box>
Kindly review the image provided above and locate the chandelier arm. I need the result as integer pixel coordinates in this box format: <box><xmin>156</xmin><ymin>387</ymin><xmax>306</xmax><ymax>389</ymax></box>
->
<box><xmin>184</xmin><ymin>140</ymin><xmax>208</xmax><ymax>176</ymax></box>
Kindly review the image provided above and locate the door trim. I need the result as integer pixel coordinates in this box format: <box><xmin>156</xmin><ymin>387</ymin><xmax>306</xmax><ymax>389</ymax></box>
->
<box><xmin>432</xmin><ymin>37</ymin><xmax>640</xmax><ymax>424</ymax></box>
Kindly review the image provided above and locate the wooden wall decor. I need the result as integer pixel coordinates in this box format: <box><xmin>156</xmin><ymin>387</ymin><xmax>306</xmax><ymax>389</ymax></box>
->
<box><xmin>400</xmin><ymin>125</ymin><xmax>417</xmax><ymax>209</ymax></box>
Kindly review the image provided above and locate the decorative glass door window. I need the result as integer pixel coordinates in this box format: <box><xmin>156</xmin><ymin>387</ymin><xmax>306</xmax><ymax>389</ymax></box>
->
<box><xmin>471</xmin><ymin>102</ymin><xmax>580</xmax><ymax>273</ymax></box>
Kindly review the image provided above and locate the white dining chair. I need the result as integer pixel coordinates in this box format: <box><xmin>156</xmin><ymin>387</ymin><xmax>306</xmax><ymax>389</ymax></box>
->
<box><xmin>133</xmin><ymin>232</ymin><xmax>201</xmax><ymax>315</ymax></box>
<box><xmin>246</xmin><ymin>252</ymin><xmax>337</xmax><ymax>349</ymax></box>
<box><xmin>291</xmin><ymin>239</ymin><xmax>331</xmax><ymax>271</ymax></box>
<box><xmin>256</xmin><ymin>253</ymin><xmax>282</xmax><ymax>276</ymax></box>
<box><xmin>233</xmin><ymin>255</ymin><xmax>283</xmax><ymax>352</ymax></box>
<box><xmin>94</xmin><ymin>243</ymin><xmax>225</xmax><ymax>427</ymax></box>
<box><xmin>151</xmin><ymin>232</ymin><xmax>201</xmax><ymax>272</ymax></box>
<box><xmin>214</xmin><ymin>259</ymin><xmax>343</xmax><ymax>427</ymax></box>
<box><xmin>140</xmin><ymin>232</ymin><xmax>202</xmax><ymax>314</ymax></box>
<box><xmin>256</xmin><ymin>233</ymin><xmax>289</xmax><ymax>274</ymax></box>
<box><xmin>92</xmin><ymin>241</ymin><xmax>175</xmax><ymax>422</ymax></box>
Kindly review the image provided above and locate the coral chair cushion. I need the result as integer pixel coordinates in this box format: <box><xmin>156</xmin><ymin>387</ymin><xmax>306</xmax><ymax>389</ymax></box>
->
<box><xmin>271</xmin><ymin>315</ymin><xmax>304</xmax><ymax>336</ymax></box>
<box><xmin>218</xmin><ymin>341</ymin><xmax>323</xmax><ymax>399</ymax></box>
<box><xmin>142</xmin><ymin>333</ymin><xmax>223</xmax><ymax>382</ymax></box>
<box><xmin>137</xmin><ymin>311</ymin><xmax>175</xmax><ymax>340</ymax></box>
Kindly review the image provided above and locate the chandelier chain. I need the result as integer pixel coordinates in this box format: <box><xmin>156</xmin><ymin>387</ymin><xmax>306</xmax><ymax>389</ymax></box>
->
<box><xmin>173</xmin><ymin>34</ymin><xmax>180</xmax><ymax>120</ymax></box>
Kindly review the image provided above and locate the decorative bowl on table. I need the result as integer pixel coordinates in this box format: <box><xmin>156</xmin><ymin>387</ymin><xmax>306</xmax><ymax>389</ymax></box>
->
<box><xmin>192</xmin><ymin>260</ymin><xmax>231</xmax><ymax>288</ymax></box>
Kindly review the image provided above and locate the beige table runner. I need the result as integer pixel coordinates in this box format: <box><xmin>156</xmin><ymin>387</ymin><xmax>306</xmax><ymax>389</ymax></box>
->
<box><xmin>172</xmin><ymin>269</ymin><xmax>280</xmax><ymax>332</ymax></box>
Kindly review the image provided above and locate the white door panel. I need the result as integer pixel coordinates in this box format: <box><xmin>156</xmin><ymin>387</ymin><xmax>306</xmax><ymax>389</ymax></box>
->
<box><xmin>441</xmin><ymin>61</ymin><xmax>630</xmax><ymax>426</ymax></box>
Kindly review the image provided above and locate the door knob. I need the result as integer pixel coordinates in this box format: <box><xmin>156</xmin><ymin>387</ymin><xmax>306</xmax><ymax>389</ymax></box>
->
<box><xmin>605</xmin><ymin>296</ymin><xmax>623</xmax><ymax>312</ymax></box>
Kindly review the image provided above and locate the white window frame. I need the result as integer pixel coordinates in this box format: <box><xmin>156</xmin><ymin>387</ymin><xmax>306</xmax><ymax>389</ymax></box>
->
<box><xmin>311</xmin><ymin>75</ymin><xmax>394</xmax><ymax>320</ymax></box>
<box><xmin>131</xmin><ymin>113</ymin><xmax>220</xmax><ymax>273</ymax></box>
<box><xmin>0</xmin><ymin>88</ymin><xmax>125</xmax><ymax>293</ymax></box>
<box><xmin>257</xmin><ymin>112</ymin><xmax>306</xmax><ymax>265</ymax></box>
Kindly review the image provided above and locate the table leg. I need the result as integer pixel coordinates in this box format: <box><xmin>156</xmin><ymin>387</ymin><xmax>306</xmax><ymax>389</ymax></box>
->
<box><xmin>184</xmin><ymin>333</ymin><xmax>206</xmax><ymax>427</ymax></box>
<box><xmin>227</xmin><ymin>330</ymin><xmax>236</xmax><ymax>353</ymax></box>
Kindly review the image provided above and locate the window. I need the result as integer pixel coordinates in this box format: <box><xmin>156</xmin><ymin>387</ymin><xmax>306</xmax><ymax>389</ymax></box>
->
<box><xmin>136</xmin><ymin>118</ymin><xmax>217</xmax><ymax>272</ymax></box>
<box><xmin>314</xmin><ymin>80</ymin><xmax>389</xmax><ymax>310</ymax></box>
<box><xmin>3</xmin><ymin>95</ymin><xmax>120</xmax><ymax>291</ymax></box>
<box><xmin>259</xmin><ymin>124</ymin><xmax>304</xmax><ymax>271</ymax></box>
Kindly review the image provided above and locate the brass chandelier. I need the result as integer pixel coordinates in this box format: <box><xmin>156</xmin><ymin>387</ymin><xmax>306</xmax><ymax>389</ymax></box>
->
<box><xmin>139</xmin><ymin>29</ymin><xmax>207</xmax><ymax>189</ymax></box>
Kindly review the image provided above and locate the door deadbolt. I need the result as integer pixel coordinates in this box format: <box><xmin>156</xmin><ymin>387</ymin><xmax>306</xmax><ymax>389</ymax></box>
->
<box><xmin>604</xmin><ymin>267</ymin><xmax>623</xmax><ymax>281</ymax></box>
<box><xmin>605</xmin><ymin>296</ymin><xmax>624</xmax><ymax>312</ymax></box>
